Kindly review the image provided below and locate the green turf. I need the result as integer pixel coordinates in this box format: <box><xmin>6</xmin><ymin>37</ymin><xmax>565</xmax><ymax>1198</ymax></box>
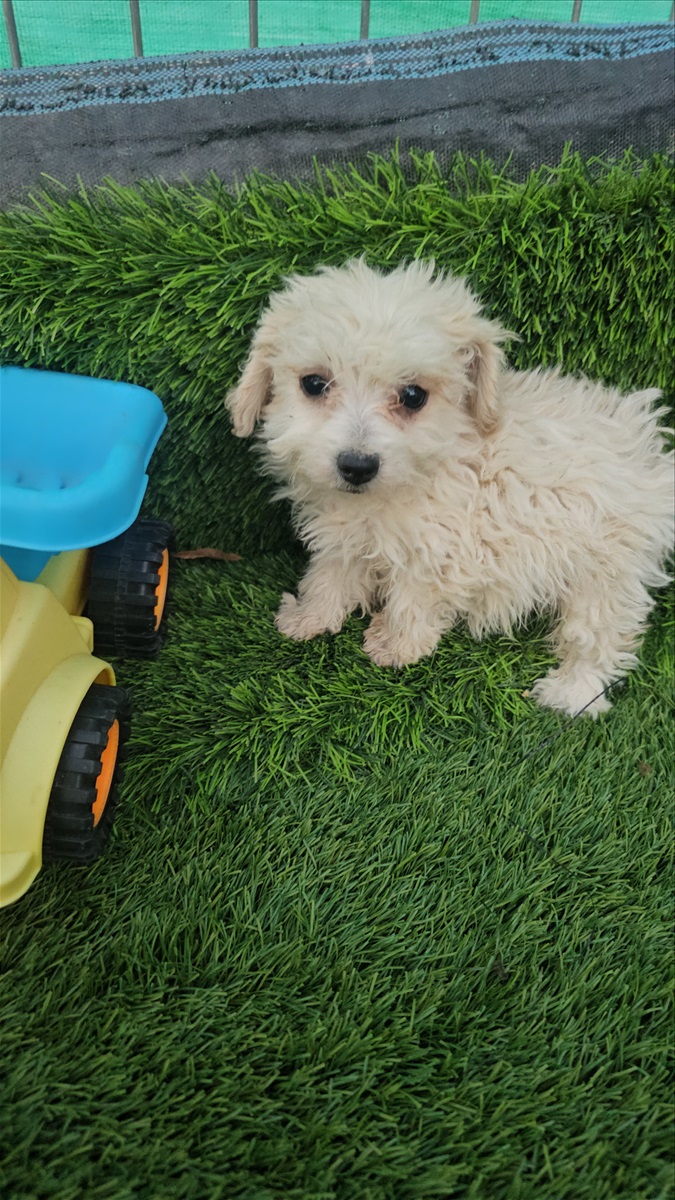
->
<box><xmin>1</xmin><ymin>150</ymin><xmax>674</xmax><ymax>1199</ymax></box>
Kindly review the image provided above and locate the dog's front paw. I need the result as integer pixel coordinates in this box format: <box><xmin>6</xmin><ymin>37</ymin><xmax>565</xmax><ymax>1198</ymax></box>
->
<box><xmin>363</xmin><ymin>613</ymin><xmax>436</xmax><ymax>668</ymax></box>
<box><xmin>275</xmin><ymin>592</ymin><xmax>344</xmax><ymax>641</ymax></box>
<box><xmin>530</xmin><ymin>670</ymin><xmax>613</xmax><ymax>718</ymax></box>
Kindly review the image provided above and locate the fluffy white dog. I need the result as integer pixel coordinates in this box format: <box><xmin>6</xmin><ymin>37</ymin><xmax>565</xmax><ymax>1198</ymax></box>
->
<box><xmin>226</xmin><ymin>259</ymin><xmax>673</xmax><ymax>716</ymax></box>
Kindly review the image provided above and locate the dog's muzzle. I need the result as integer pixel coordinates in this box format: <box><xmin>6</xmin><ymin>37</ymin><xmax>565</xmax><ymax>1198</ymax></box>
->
<box><xmin>336</xmin><ymin>451</ymin><xmax>380</xmax><ymax>488</ymax></box>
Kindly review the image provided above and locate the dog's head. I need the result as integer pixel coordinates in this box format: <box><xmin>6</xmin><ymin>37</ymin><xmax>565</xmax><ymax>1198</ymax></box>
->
<box><xmin>226</xmin><ymin>259</ymin><xmax>510</xmax><ymax>498</ymax></box>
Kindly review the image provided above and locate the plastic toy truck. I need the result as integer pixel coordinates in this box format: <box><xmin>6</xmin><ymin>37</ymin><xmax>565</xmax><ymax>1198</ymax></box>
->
<box><xmin>0</xmin><ymin>366</ymin><xmax>173</xmax><ymax>906</ymax></box>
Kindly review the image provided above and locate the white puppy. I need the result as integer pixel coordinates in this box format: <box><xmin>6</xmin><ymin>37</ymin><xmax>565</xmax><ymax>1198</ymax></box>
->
<box><xmin>226</xmin><ymin>259</ymin><xmax>673</xmax><ymax>716</ymax></box>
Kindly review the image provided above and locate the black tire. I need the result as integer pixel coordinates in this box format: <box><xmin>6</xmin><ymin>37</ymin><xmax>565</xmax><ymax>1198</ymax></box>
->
<box><xmin>42</xmin><ymin>684</ymin><xmax>130</xmax><ymax>865</ymax></box>
<box><xmin>88</xmin><ymin>517</ymin><xmax>174</xmax><ymax>659</ymax></box>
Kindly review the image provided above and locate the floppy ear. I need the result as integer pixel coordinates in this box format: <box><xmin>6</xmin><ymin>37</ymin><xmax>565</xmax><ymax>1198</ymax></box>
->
<box><xmin>225</xmin><ymin>343</ymin><xmax>272</xmax><ymax>437</ymax></box>
<box><xmin>458</xmin><ymin>317</ymin><xmax>510</xmax><ymax>435</ymax></box>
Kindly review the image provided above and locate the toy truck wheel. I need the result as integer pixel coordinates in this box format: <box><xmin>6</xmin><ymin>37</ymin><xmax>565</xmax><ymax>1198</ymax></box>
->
<box><xmin>42</xmin><ymin>684</ymin><xmax>130</xmax><ymax>865</ymax></box>
<box><xmin>88</xmin><ymin>518</ymin><xmax>175</xmax><ymax>659</ymax></box>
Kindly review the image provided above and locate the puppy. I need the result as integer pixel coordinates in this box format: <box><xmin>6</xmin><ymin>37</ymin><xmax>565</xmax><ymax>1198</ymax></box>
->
<box><xmin>226</xmin><ymin>259</ymin><xmax>673</xmax><ymax>716</ymax></box>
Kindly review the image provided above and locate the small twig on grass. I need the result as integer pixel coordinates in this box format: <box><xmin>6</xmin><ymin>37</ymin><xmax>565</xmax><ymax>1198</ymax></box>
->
<box><xmin>175</xmin><ymin>548</ymin><xmax>243</xmax><ymax>561</ymax></box>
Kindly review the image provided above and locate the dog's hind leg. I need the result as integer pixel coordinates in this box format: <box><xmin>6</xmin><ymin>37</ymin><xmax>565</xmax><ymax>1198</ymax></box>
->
<box><xmin>530</xmin><ymin>569</ymin><xmax>655</xmax><ymax>717</ymax></box>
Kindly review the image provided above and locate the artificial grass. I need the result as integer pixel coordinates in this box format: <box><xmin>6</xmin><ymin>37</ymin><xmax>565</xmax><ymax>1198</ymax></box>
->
<box><xmin>1</xmin><ymin>150</ymin><xmax>674</xmax><ymax>1200</ymax></box>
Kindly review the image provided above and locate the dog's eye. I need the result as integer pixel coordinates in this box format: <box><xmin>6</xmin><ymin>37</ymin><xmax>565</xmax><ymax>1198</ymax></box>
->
<box><xmin>399</xmin><ymin>385</ymin><xmax>428</xmax><ymax>411</ymax></box>
<box><xmin>301</xmin><ymin>374</ymin><xmax>330</xmax><ymax>398</ymax></box>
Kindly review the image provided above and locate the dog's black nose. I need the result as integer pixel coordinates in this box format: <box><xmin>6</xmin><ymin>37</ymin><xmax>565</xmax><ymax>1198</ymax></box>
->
<box><xmin>336</xmin><ymin>451</ymin><xmax>380</xmax><ymax>486</ymax></box>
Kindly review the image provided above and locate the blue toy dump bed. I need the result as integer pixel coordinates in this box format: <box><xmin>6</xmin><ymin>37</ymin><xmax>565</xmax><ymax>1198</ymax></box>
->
<box><xmin>0</xmin><ymin>367</ymin><xmax>167</xmax><ymax>580</ymax></box>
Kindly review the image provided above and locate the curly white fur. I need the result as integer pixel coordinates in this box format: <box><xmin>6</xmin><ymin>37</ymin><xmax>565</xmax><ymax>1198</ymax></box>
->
<box><xmin>226</xmin><ymin>259</ymin><xmax>673</xmax><ymax>716</ymax></box>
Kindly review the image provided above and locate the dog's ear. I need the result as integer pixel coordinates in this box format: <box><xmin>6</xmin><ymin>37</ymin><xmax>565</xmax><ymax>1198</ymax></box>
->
<box><xmin>458</xmin><ymin>317</ymin><xmax>509</xmax><ymax>435</ymax></box>
<box><xmin>225</xmin><ymin>342</ymin><xmax>272</xmax><ymax>437</ymax></box>
<box><xmin>225</xmin><ymin>352</ymin><xmax>271</xmax><ymax>438</ymax></box>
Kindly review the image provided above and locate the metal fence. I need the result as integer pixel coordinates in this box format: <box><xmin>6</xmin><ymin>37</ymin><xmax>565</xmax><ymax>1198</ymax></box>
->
<box><xmin>2</xmin><ymin>0</ymin><xmax>674</xmax><ymax>69</ymax></box>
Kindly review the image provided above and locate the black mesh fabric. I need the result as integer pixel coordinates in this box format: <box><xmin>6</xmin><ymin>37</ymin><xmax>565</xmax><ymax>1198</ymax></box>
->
<box><xmin>0</xmin><ymin>21</ymin><xmax>673</xmax><ymax>203</ymax></box>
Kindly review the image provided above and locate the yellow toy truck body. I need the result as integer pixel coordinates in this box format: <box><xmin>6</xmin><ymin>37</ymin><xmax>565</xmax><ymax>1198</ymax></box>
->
<box><xmin>1</xmin><ymin>552</ymin><xmax>114</xmax><ymax>905</ymax></box>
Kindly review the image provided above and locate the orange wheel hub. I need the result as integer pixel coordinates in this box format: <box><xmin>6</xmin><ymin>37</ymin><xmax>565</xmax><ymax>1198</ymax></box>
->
<box><xmin>92</xmin><ymin>719</ymin><xmax>119</xmax><ymax>827</ymax></box>
<box><xmin>153</xmin><ymin>549</ymin><xmax>169</xmax><ymax>630</ymax></box>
